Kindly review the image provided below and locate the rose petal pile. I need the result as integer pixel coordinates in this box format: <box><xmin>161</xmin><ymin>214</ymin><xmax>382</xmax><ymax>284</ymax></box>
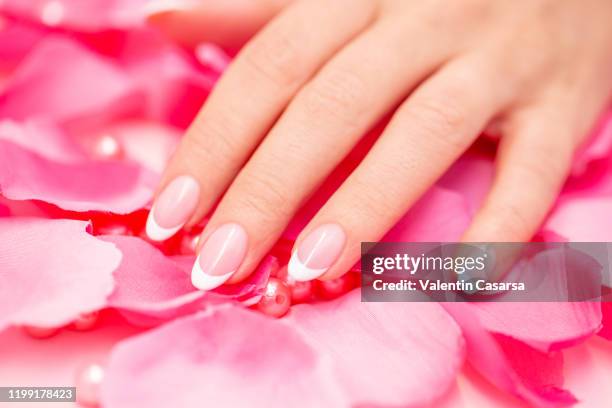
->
<box><xmin>0</xmin><ymin>2</ymin><xmax>611</xmax><ymax>407</ymax></box>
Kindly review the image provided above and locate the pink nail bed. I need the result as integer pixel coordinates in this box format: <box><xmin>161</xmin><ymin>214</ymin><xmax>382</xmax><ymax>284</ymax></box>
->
<box><xmin>191</xmin><ymin>223</ymin><xmax>248</xmax><ymax>290</ymax></box>
<box><xmin>146</xmin><ymin>175</ymin><xmax>200</xmax><ymax>241</ymax></box>
<box><xmin>288</xmin><ymin>223</ymin><xmax>346</xmax><ymax>281</ymax></box>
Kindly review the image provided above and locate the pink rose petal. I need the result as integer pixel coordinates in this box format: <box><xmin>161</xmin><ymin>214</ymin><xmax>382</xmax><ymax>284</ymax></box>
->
<box><xmin>0</xmin><ymin>19</ymin><xmax>46</xmax><ymax>71</ymax></box>
<box><xmin>546</xmin><ymin>198</ymin><xmax>612</xmax><ymax>241</ymax></box>
<box><xmin>101</xmin><ymin>307</ymin><xmax>338</xmax><ymax>408</ymax></box>
<box><xmin>572</xmin><ymin>111</ymin><xmax>612</xmax><ymax>176</ymax></box>
<box><xmin>0</xmin><ymin>119</ymin><xmax>84</xmax><ymax>162</ymax></box>
<box><xmin>472</xmin><ymin>302</ymin><xmax>602</xmax><ymax>352</ymax></box>
<box><xmin>102</xmin><ymin>292</ymin><xmax>464</xmax><ymax>407</ymax></box>
<box><xmin>103</xmin><ymin>235</ymin><xmax>271</xmax><ymax>325</ymax></box>
<box><xmin>287</xmin><ymin>292</ymin><xmax>465</xmax><ymax>406</ymax></box>
<box><xmin>117</xmin><ymin>30</ymin><xmax>217</xmax><ymax>127</ymax></box>
<box><xmin>0</xmin><ymin>218</ymin><xmax>119</xmax><ymax>330</ymax></box>
<box><xmin>0</xmin><ymin>36</ymin><xmax>136</xmax><ymax>125</ymax></box>
<box><xmin>0</xmin><ymin>140</ymin><xmax>156</xmax><ymax>213</ymax></box>
<box><xmin>600</xmin><ymin>302</ymin><xmax>612</xmax><ymax>340</ymax></box>
<box><xmin>444</xmin><ymin>303</ymin><xmax>577</xmax><ymax>407</ymax></box>
<box><xmin>384</xmin><ymin>186</ymin><xmax>471</xmax><ymax>242</ymax></box>
<box><xmin>0</xmin><ymin>0</ymin><xmax>150</xmax><ymax>31</ymax></box>
<box><xmin>467</xmin><ymin>247</ymin><xmax>603</xmax><ymax>351</ymax></box>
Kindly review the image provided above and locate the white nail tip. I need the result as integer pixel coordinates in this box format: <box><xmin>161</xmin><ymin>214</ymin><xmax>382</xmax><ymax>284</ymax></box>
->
<box><xmin>145</xmin><ymin>205</ymin><xmax>183</xmax><ymax>242</ymax></box>
<box><xmin>191</xmin><ymin>255</ymin><xmax>234</xmax><ymax>290</ymax></box>
<box><xmin>288</xmin><ymin>251</ymin><xmax>328</xmax><ymax>282</ymax></box>
<box><xmin>143</xmin><ymin>0</ymin><xmax>193</xmax><ymax>16</ymax></box>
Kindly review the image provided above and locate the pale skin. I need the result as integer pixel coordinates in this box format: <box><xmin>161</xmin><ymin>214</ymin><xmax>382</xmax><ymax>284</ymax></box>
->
<box><xmin>147</xmin><ymin>0</ymin><xmax>612</xmax><ymax>285</ymax></box>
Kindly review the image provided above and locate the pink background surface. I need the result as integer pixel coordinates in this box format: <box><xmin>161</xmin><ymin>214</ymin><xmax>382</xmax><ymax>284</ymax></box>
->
<box><xmin>0</xmin><ymin>311</ymin><xmax>611</xmax><ymax>408</ymax></box>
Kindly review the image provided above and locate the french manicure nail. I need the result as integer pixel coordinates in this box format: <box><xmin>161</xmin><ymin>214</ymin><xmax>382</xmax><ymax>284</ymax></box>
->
<box><xmin>191</xmin><ymin>223</ymin><xmax>248</xmax><ymax>290</ymax></box>
<box><xmin>146</xmin><ymin>175</ymin><xmax>200</xmax><ymax>241</ymax></box>
<box><xmin>143</xmin><ymin>0</ymin><xmax>197</xmax><ymax>17</ymax></box>
<box><xmin>288</xmin><ymin>223</ymin><xmax>346</xmax><ymax>281</ymax></box>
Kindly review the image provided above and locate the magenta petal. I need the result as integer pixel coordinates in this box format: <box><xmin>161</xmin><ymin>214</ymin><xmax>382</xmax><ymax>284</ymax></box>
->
<box><xmin>103</xmin><ymin>236</ymin><xmax>269</xmax><ymax>325</ymax></box>
<box><xmin>0</xmin><ymin>140</ymin><xmax>155</xmax><ymax>213</ymax></box>
<box><xmin>0</xmin><ymin>218</ymin><xmax>119</xmax><ymax>330</ymax></box>
<box><xmin>0</xmin><ymin>203</ymin><xmax>9</xmax><ymax>217</ymax></box>
<box><xmin>600</xmin><ymin>302</ymin><xmax>612</xmax><ymax>340</ymax></box>
<box><xmin>102</xmin><ymin>292</ymin><xmax>464</xmax><ymax>407</ymax></box>
<box><xmin>444</xmin><ymin>303</ymin><xmax>577</xmax><ymax>407</ymax></box>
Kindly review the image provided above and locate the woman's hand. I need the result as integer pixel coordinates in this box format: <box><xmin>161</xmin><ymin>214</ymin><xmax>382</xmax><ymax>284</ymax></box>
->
<box><xmin>144</xmin><ymin>0</ymin><xmax>612</xmax><ymax>290</ymax></box>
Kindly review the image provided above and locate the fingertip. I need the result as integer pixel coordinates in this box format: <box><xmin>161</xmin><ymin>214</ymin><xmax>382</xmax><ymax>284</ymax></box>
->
<box><xmin>191</xmin><ymin>255</ymin><xmax>234</xmax><ymax>290</ymax></box>
<box><xmin>287</xmin><ymin>250</ymin><xmax>328</xmax><ymax>282</ymax></box>
<box><xmin>145</xmin><ymin>204</ymin><xmax>183</xmax><ymax>241</ymax></box>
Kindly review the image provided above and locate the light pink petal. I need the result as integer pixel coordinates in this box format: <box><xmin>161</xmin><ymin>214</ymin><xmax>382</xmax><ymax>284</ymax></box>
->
<box><xmin>0</xmin><ymin>218</ymin><xmax>119</xmax><ymax>330</ymax></box>
<box><xmin>102</xmin><ymin>292</ymin><xmax>464</xmax><ymax>407</ymax></box>
<box><xmin>472</xmin><ymin>302</ymin><xmax>602</xmax><ymax>352</ymax></box>
<box><xmin>0</xmin><ymin>140</ymin><xmax>156</xmax><ymax>213</ymax></box>
<box><xmin>103</xmin><ymin>235</ymin><xmax>270</xmax><ymax>325</ymax></box>
<box><xmin>438</xmin><ymin>150</ymin><xmax>495</xmax><ymax>214</ymax></box>
<box><xmin>444</xmin><ymin>303</ymin><xmax>577</xmax><ymax>407</ymax></box>
<box><xmin>572</xmin><ymin>111</ymin><xmax>612</xmax><ymax>176</ymax></box>
<box><xmin>0</xmin><ymin>36</ymin><xmax>136</xmax><ymax>124</ymax></box>
<box><xmin>0</xmin><ymin>0</ymin><xmax>150</xmax><ymax>31</ymax></box>
<box><xmin>384</xmin><ymin>186</ymin><xmax>472</xmax><ymax>242</ymax></box>
<box><xmin>0</xmin><ymin>119</ymin><xmax>84</xmax><ymax>162</ymax></box>
<box><xmin>546</xmin><ymin>197</ymin><xmax>612</xmax><ymax>241</ymax></box>
<box><xmin>467</xmin><ymin>247</ymin><xmax>603</xmax><ymax>351</ymax></box>
<box><xmin>101</xmin><ymin>307</ymin><xmax>339</xmax><ymax>408</ymax></box>
<box><xmin>287</xmin><ymin>292</ymin><xmax>465</xmax><ymax>406</ymax></box>
<box><xmin>74</xmin><ymin>120</ymin><xmax>180</xmax><ymax>173</ymax></box>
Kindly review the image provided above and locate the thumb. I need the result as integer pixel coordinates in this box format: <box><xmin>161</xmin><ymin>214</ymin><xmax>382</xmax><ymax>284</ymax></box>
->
<box><xmin>144</xmin><ymin>0</ymin><xmax>291</xmax><ymax>48</ymax></box>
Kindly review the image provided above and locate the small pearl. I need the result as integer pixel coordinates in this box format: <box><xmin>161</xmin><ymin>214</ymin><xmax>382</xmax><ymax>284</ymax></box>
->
<box><xmin>23</xmin><ymin>325</ymin><xmax>60</xmax><ymax>339</ymax></box>
<box><xmin>180</xmin><ymin>232</ymin><xmax>200</xmax><ymax>255</ymax></box>
<box><xmin>289</xmin><ymin>280</ymin><xmax>313</xmax><ymax>304</ymax></box>
<box><xmin>91</xmin><ymin>134</ymin><xmax>123</xmax><ymax>160</ymax></box>
<box><xmin>72</xmin><ymin>312</ymin><xmax>99</xmax><ymax>331</ymax></box>
<box><xmin>40</xmin><ymin>1</ymin><xmax>65</xmax><ymax>26</ymax></box>
<box><xmin>96</xmin><ymin>224</ymin><xmax>132</xmax><ymax>236</ymax></box>
<box><xmin>257</xmin><ymin>277</ymin><xmax>291</xmax><ymax>318</ymax></box>
<box><xmin>75</xmin><ymin>363</ymin><xmax>104</xmax><ymax>407</ymax></box>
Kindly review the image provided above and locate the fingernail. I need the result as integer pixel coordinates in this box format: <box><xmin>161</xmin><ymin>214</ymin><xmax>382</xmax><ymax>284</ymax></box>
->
<box><xmin>143</xmin><ymin>0</ymin><xmax>196</xmax><ymax>17</ymax></box>
<box><xmin>288</xmin><ymin>224</ymin><xmax>346</xmax><ymax>281</ymax></box>
<box><xmin>191</xmin><ymin>223</ymin><xmax>248</xmax><ymax>290</ymax></box>
<box><xmin>146</xmin><ymin>175</ymin><xmax>200</xmax><ymax>241</ymax></box>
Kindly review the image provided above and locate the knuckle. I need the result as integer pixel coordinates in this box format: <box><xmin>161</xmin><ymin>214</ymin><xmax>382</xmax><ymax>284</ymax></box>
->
<box><xmin>233</xmin><ymin>170</ymin><xmax>294</xmax><ymax>222</ymax></box>
<box><xmin>490</xmin><ymin>203</ymin><xmax>533</xmax><ymax>240</ymax></box>
<box><xmin>241</xmin><ymin>27</ymin><xmax>304</xmax><ymax>88</ymax></box>
<box><xmin>301</xmin><ymin>69</ymin><xmax>366</xmax><ymax>126</ymax></box>
<box><xmin>517</xmin><ymin>148</ymin><xmax>570</xmax><ymax>189</ymax></box>
<box><xmin>186</xmin><ymin>117</ymin><xmax>240</xmax><ymax>169</ymax></box>
<box><xmin>346</xmin><ymin>175</ymin><xmax>398</xmax><ymax>221</ymax></box>
<box><xmin>407</xmin><ymin>97</ymin><xmax>469</xmax><ymax>150</ymax></box>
